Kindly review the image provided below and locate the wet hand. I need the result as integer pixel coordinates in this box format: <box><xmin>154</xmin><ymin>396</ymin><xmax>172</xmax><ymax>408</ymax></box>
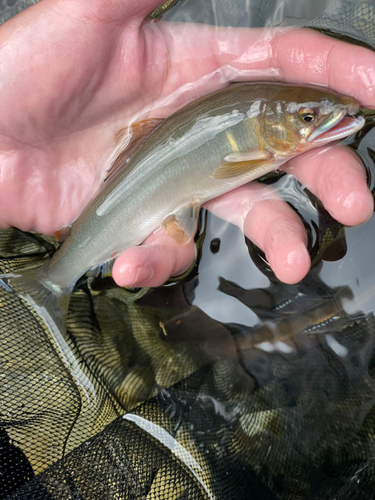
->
<box><xmin>0</xmin><ymin>0</ymin><xmax>373</xmax><ymax>286</ymax></box>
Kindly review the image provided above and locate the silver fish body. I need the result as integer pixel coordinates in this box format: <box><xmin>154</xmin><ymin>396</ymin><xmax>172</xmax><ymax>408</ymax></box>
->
<box><xmin>38</xmin><ymin>83</ymin><xmax>364</xmax><ymax>294</ymax></box>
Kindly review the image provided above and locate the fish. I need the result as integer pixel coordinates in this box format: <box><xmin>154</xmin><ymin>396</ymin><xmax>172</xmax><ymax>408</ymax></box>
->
<box><xmin>0</xmin><ymin>83</ymin><xmax>365</xmax><ymax>333</ymax></box>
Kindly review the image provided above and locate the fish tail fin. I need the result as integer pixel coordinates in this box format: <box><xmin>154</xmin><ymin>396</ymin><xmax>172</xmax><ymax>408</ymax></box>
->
<box><xmin>0</xmin><ymin>266</ymin><xmax>70</xmax><ymax>336</ymax></box>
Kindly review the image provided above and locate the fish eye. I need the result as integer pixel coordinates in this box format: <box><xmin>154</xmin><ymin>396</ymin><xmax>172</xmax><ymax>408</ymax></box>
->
<box><xmin>299</xmin><ymin>108</ymin><xmax>316</xmax><ymax>123</ymax></box>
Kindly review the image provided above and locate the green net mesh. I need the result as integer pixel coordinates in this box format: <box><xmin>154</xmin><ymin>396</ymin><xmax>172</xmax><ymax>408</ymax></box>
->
<box><xmin>2</xmin><ymin>1</ymin><xmax>375</xmax><ymax>499</ymax></box>
<box><xmin>2</xmin><ymin>225</ymin><xmax>375</xmax><ymax>500</ymax></box>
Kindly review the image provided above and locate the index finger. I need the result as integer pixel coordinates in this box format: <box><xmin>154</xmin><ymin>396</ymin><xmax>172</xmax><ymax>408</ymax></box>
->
<box><xmin>154</xmin><ymin>23</ymin><xmax>375</xmax><ymax>108</ymax></box>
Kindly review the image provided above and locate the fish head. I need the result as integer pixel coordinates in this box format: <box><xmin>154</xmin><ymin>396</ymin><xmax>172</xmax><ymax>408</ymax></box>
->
<box><xmin>259</xmin><ymin>85</ymin><xmax>365</xmax><ymax>156</ymax></box>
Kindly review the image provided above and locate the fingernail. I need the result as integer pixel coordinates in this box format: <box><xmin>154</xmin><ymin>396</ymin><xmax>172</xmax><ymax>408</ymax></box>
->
<box><xmin>130</xmin><ymin>264</ymin><xmax>154</xmax><ymax>286</ymax></box>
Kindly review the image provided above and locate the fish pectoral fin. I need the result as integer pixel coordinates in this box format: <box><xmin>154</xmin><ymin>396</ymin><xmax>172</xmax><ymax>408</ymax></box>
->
<box><xmin>54</xmin><ymin>225</ymin><xmax>72</xmax><ymax>242</ymax></box>
<box><xmin>162</xmin><ymin>201</ymin><xmax>200</xmax><ymax>246</ymax></box>
<box><xmin>105</xmin><ymin>118</ymin><xmax>165</xmax><ymax>184</ymax></box>
<box><xmin>211</xmin><ymin>156</ymin><xmax>273</xmax><ymax>180</ymax></box>
<box><xmin>87</xmin><ymin>260</ymin><xmax>114</xmax><ymax>279</ymax></box>
<box><xmin>224</xmin><ymin>151</ymin><xmax>272</xmax><ymax>162</ymax></box>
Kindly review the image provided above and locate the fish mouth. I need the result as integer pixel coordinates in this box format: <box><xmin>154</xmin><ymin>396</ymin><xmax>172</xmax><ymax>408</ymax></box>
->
<box><xmin>307</xmin><ymin>109</ymin><xmax>365</xmax><ymax>144</ymax></box>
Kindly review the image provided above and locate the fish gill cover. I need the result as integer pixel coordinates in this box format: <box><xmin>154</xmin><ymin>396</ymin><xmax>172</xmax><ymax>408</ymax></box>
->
<box><xmin>1</xmin><ymin>1</ymin><xmax>375</xmax><ymax>499</ymax></box>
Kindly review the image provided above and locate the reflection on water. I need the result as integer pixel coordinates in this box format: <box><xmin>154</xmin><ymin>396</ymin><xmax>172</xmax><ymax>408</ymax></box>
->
<box><xmin>150</xmin><ymin>251</ymin><xmax>375</xmax><ymax>498</ymax></box>
<box><xmin>193</xmin><ymin>215</ymin><xmax>267</xmax><ymax>326</ymax></box>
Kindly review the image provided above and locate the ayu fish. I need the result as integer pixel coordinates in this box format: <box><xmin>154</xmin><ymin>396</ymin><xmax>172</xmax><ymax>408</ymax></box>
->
<box><xmin>1</xmin><ymin>83</ymin><xmax>365</xmax><ymax>330</ymax></box>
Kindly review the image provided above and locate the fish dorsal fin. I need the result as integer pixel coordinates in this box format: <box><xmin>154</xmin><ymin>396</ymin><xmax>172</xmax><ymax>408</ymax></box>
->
<box><xmin>105</xmin><ymin>118</ymin><xmax>164</xmax><ymax>184</ymax></box>
<box><xmin>162</xmin><ymin>201</ymin><xmax>201</xmax><ymax>246</ymax></box>
<box><xmin>211</xmin><ymin>151</ymin><xmax>273</xmax><ymax>179</ymax></box>
<box><xmin>54</xmin><ymin>225</ymin><xmax>71</xmax><ymax>242</ymax></box>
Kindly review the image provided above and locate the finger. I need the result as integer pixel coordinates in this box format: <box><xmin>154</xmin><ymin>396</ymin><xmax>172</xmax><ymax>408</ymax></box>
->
<box><xmin>153</xmin><ymin>24</ymin><xmax>375</xmax><ymax>108</ymax></box>
<box><xmin>204</xmin><ymin>183</ymin><xmax>311</xmax><ymax>284</ymax></box>
<box><xmin>112</xmin><ymin>229</ymin><xmax>195</xmax><ymax>287</ymax></box>
<box><xmin>283</xmin><ymin>144</ymin><xmax>374</xmax><ymax>226</ymax></box>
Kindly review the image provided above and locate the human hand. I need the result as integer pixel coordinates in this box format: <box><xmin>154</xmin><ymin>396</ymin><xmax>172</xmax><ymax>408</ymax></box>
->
<box><xmin>0</xmin><ymin>0</ymin><xmax>373</xmax><ymax>286</ymax></box>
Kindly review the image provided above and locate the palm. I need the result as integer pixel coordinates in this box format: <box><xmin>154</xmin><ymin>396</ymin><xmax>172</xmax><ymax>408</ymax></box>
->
<box><xmin>0</xmin><ymin>1</ymin><xmax>170</xmax><ymax>233</ymax></box>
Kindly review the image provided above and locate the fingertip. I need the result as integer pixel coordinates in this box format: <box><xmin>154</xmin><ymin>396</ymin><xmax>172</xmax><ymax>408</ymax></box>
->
<box><xmin>265</xmin><ymin>221</ymin><xmax>311</xmax><ymax>284</ymax></box>
<box><xmin>112</xmin><ymin>246</ymin><xmax>154</xmax><ymax>287</ymax></box>
<box><xmin>112</xmin><ymin>236</ymin><xmax>196</xmax><ymax>288</ymax></box>
<box><xmin>286</xmin><ymin>145</ymin><xmax>373</xmax><ymax>228</ymax></box>
<box><xmin>328</xmin><ymin>188</ymin><xmax>374</xmax><ymax>227</ymax></box>
<box><xmin>268</xmin><ymin>240</ymin><xmax>311</xmax><ymax>284</ymax></box>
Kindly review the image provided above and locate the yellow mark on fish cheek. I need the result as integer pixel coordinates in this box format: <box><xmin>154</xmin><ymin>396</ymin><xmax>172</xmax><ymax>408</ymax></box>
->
<box><xmin>226</xmin><ymin>132</ymin><xmax>239</xmax><ymax>153</ymax></box>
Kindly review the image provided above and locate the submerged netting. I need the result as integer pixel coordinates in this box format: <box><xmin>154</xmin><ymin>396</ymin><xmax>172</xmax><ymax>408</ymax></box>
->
<box><xmin>2</xmin><ymin>1</ymin><xmax>375</xmax><ymax>499</ymax></box>
<box><xmin>3</xmin><ymin>228</ymin><xmax>375</xmax><ymax>500</ymax></box>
